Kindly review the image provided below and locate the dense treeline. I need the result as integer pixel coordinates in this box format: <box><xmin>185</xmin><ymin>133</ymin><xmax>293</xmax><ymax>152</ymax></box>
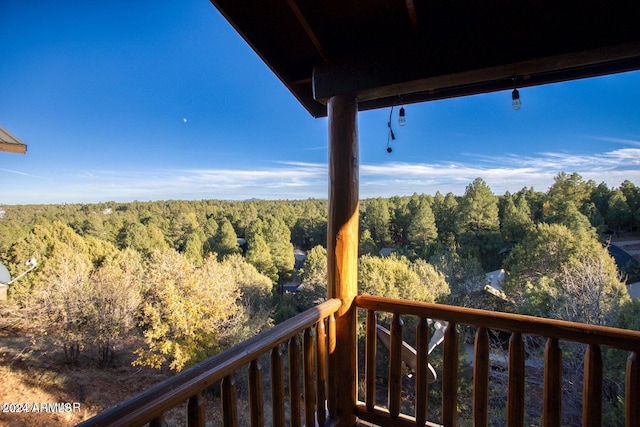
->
<box><xmin>1</xmin><ymin>172</ymin><xmax>639</xmax><ymax>424</ymax></box>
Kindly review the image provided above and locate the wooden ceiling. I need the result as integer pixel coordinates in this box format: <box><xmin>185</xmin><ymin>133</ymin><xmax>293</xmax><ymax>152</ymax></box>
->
<box><xmin>209</xmin><ymin>0</ymin><xmax>640</xmax><ymax>118</ymax></box>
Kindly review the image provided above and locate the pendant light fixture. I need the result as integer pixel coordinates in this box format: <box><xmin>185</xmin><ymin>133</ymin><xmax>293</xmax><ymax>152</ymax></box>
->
<box><xmin>511</xmin><ymin>88</ymin><xmax>522</xmax><ymax>110</ymax></box>
<box><xmin>511</xmin><ymin>78</ymin><xmax>522</xmax><ymax>110</ymax></box>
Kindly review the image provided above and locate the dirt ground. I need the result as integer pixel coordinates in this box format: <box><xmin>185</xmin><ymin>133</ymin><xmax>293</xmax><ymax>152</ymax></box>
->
<box><xmin>0</xmin><ymin>329</ymin><xmax>262</xmax><ymax>427</ymax></box>
<box><xmin>0</xmin><ymin>330</ymin><xmax>172</xmax><ymax>427</ymax></box>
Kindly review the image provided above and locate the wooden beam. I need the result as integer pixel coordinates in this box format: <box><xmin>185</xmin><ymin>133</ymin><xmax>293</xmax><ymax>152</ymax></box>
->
<box><xmin>327</xmin><ymin>94</ymin><xmax>358</xmax><ymax>426</ymax></box>
<box><xmin>0</xmin><ymin>126</ymin><xmax>27</xmax><ymax>154</ymax></box>
<box><xmin>313</xmin><ymin>42</ymin><xmax>640</xmax><ymax>108</ymax></box>
<box><xmin>0</xmin><ymin>141</ymin><xmax>27</xmax><ymax>154</ymax></box>
<box><xmin>285</xmin><ymin>0</ymin><xmax>328</xmax><ymax>62</ymax></box>
<box><xmin>405</xmin><ymin>0</ymin><xmax>418</xmax><ymax>29</ymax></box>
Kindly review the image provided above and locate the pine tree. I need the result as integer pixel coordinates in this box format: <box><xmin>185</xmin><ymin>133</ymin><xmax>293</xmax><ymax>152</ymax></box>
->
<box><xmin>211</xmin><ymin>218</ymin><xmax>240</xmax><ymax>260</ymax></box>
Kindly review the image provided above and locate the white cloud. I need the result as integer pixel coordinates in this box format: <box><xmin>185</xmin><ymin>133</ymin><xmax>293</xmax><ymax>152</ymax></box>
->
<box><xmin>2</xmin><ymin>149</ymin><xmax>639</xmax><ymax>204</ymax></box>
<box><xmin>591</xmin><ymin>136</ymin><xmax>640</xmax><ymax>147</ymax></box>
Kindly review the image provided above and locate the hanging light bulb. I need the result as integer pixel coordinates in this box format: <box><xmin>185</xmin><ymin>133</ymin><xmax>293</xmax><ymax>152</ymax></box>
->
<box><xmin>511</xmin><ymin>88</ymin><xmax>522</xmax><ymax>110</ymax></box>
<box><xmin>398</xmin><ymin>106</ymin><xmax>406</xmax><ymax>126</ymax></box>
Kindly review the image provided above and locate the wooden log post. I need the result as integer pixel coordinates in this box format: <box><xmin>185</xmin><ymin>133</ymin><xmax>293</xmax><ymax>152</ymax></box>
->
<box><xmin>473</xmin><ymin>328</ymin><xmax>490</xmax><ymax>427</ymax></box>
<box><xmin>543</xmin><ymin>338</ymin><xmax>562</xmax><ymax>427</ymax></box>
<box><xmin>508</xmin><ymin>332</ymin><xmax>525</xmax><ymax>427</ymax></box>
<box><xmin>442</xmin><ymin>322</ymin><xmax>459</xmax><ymax>427</ymax></box>
<box><xmin>626</xmin><ymin>351</ymin><xmax>639</xmax><ymax>427</ymax></box>
<box><xmin>187</xmin><ymin>392</ymin><xmax>205</xmax><ymax>427</ymax></box>
<box><xmin>388</xmin><ymin>314</ymin><xmax>404</xmax><ymax>419</ymax></box>
<box><xmin>365</xmin><ymin>310</ymin><xmax>377</xmax><ymax>412</ymax></box>
<box><xmin>583</xmin><ymin>344</ymin><xmax>602</xmax><ymax>427</ymax></box>
<box><xmin>271</xmin><ymin>345</ymin><xmax>285</xmax><ymax>427</ymax></box>
<box><xmin>317</xmin><ymin>319</ymin><xmax>328</xmax><ymax>427</ymax></box>
<box><xmin>415</xmin><ymin>317</ymin><xmax>430</xmax><ymax>426</ymax></box>
<box><xmin>327</xmin><ymin>94</ymin><xmax>359</xmax><ymax>426</ymax></box>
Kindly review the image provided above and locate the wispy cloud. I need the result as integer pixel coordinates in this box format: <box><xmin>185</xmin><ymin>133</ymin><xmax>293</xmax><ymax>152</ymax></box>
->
<box><xmin>2</xmin><ymin>149</ymin><xmax>639</xmax><ymax>204</ymax></box>
<box><xmin>591</xmin><ymin>136</ymin><xmax>640</xmax><ymax>147</ymax></box>
<box><xmin>0</xmin><ymin>168</ymin><xmax>43</xmax><ymax>179</ymax></box>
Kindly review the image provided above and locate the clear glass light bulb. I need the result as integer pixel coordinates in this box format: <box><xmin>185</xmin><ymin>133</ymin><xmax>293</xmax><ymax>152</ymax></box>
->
<box><xmin>398</xmin><ymin>107</ymin><xmax>406</xmax><ymax>126</ymax></box>
<box><xmin>511</xmin><ymin>89</ymin><xmax>522</xmax><ymax>110</ymax></box>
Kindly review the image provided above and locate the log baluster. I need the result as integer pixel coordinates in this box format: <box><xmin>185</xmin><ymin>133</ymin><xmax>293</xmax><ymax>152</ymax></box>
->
<box><xmin>304</xmin><ymin>327</ymin><xmax>317</xmax><ymax>427</ymax></box>
<box><xmin>289</xmin><ymin>336</ymin><xmax>302</xmax><ymax>427</ymax></box>
<box><xmin>316</xmin><ymin>319</ymin><xmax>328</xmax><ymax>426</ymax></box>
<box><xmin>508</xmin><ymin>332</ymin><xmax>525</xmax><ymax>427</ymax></box>
<box><xmin>543</xmin><ymin>338</ymin><xmax>562</xmax><ymax>427</ymax></box>
<box><xmin>583</xmin><ymin>344</ymin><xmax>602</xmax><ymax>427</ymax></box>
<box><xmin>187</xmin><ymin>392</ymin><xmax>205</xmax><ymax>427</ymax></box>
<box><xmin>473</xmin><ymin>328</ymin><xmax>489</xmax><ymax>427</ymax></box>
<box><xmin>366</xmin><ymin>310</ymin><xmax>377</xmax><ymax>411</ymax></box>
<box><xmin>149</xmin><ymin>414</ymin><xmax>166</xmax><ymax>427</ymax></box>
<box><xmin>327</xmin><ymin>313</ymin><xmax>337</xmax><ymax>418</ymax></box>
<box><xmin>271</xmin><ymin>344</ymin><xmax>285</xmax><ymax>427</ymax></box>
<box><xmin>415</xmin><ymin>317</ymin><xmax>429</xmax><ymax>427</ymax></box>
<box><xmin>389</xmin><ymin>313</ymin><xmax>404</xmax><ymax>419</ymax></box>
<box><xmin>248</xmin><ymin>360</ymin><xmax>264</xmax><ymax>427</ymax></box>
<box><xmin>627</xmin><ymin>351</ymin><xmax>639</xmax><ymax>427</ymax></box>
<box><xmin>442</xmin><ymin>321</ymin><xmax>458</xmax><ymax>427</ymax></box>
<box><xmin>221</xmin><ymin>375</ymin><xmax>238</xmax><ymax>427</ymax></box>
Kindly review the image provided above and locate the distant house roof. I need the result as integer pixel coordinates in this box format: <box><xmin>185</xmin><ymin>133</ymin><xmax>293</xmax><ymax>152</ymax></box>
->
<box><xmin>294</xmin><ymin>249</ymin><xmax>307</xmax><ymax>262</ymax></box>
<box><xmin>484</xmin><ymin>269</ymin><xmax>511</xmax><ymax>301</ymax></box>
<box><xmin>282</xmin><ymin>282</ymin><xmax>303</xmax><ymax>293</ymax></box>
<box><xmin>628</xmin><ymin>282</ymin><xmax>640</xmax><ymax>299</ymax></box>
<box><xmin>0</xmin><ymin>126</ymin><xmax>27</xmax><ymax>154</ymax></box>
<box><xmin>379</xmin><ymin>248</ymin><xmax>398</xmax><ymax>257</ymax></box>
<box><xmin>485</xmin><ymin>269</ymin><xmax>505</xmax><ymax>290</ymax></box>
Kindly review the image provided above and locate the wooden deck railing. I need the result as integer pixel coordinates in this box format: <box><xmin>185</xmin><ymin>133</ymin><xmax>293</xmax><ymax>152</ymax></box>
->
<box><xmin>78</xmin><ymin>294</ymin><xmax>640</xmax><ymax>427</ymax></box>
<box><xmin>354</xmin><ymin>295</ymin><xmax>640</xmax><ymax>427</ymax></box>
<box><xmin>77</xmin><ymin>298</ymin><xmax>342</xmax><ymax>427</ymax></box>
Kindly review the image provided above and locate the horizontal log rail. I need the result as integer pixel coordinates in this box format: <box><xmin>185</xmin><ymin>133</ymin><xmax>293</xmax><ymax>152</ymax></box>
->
<box><xmin>354</xmin><ymin>294</ymin><xmax>640</xmax><ymax>427</ymax></box>
<box><xmin>77</xmin><ymin>298</ymin><xmax>342</xmax><ymax>427</ymax></box>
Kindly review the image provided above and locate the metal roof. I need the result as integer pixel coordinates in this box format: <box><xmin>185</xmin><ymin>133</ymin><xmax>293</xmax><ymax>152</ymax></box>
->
<box><xmin>209</xmin><ymin>0</ymin><xmax>640</xmax><ymax>118</ymax></box>
<box><xmin>0</xmin><ymin>126</ymin><xmax>27</xmax><ymax>154</ymax></box>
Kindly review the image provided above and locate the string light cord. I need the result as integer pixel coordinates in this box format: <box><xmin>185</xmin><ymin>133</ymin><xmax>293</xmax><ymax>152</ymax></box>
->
<box><xmin>386</xmin><ymin>105</ymin><xmax>396</xmax><ymax>152</ymax></box>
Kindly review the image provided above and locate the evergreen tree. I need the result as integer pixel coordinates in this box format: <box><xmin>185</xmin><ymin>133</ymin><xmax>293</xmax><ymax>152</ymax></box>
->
<box><xmin>245</xmin><ymin>232</ymin><xmax>278</xmax><ymax>282</ymax></box>
<box><xmin>183</xmin><ymin>231</ymin><xmax>205</xmax><ymax>265</ymax></box>
<box><xmin>359</xmin><ymin>229</ymin><xmax>378</xmax><ymax>256</ymax></box>
<box><xmin>432</xmin><ymin>191</ymin><xmax>458</xmax><ymax>248</ymax></box>
<box><xmin>501</xmin><ymin>195</ymin><xmax>534</xmax><ymax>244</ymax></box>
<box><xmin>503</xmin><ymin>223</ymin><xmax>627</xmax><ymax>324</ymax></box>
<box><xmin>590</xmin><ymin>182</ymin><xmax>612</xmax><ymax>218</ymax></box>
<box><xmin>363</xmin><ymin>198</ymin><xmax>391</xmax><ymax>247</ymax></box>
<box><xmin>619</xmin><ymin>180</ymin><xmax>640</xmax><ymax>228</ymax></box>
<box><xmin>546</xmin><ymin>172</ymin><xmax>595</xmax><ymax>209</ymax></box>
<box><xmin>263</xmin><ymin>215</ymin><xmax>295</xmax><ymax>282</ymax></box>
<box><xmin>606</xmin><ymin>189</ymin><xmax>632</xmax><ymax>234</ymax></box>
<box><xmin>210</xmin><ymin>218</ymin><xmax>240</xmax><ymax>260</ymax></box>
<box><xmin>298</xmin><ymin>245</ymin><xmax>328</xmax><ymax>310</ymax></box>
<box><xmin>406</xmin><ymin>196</ymin><xmax>438</xmax><ymax>254</ymax></box>
<box><xmin>546</xmin><ymin>201</ymin><xmax>596</xmax><ymax>236</ymax></box>
<box><xmin>456</xmin><ymin>178</ymin><xmax>501</xmax><ymax>269</ymax></box>
<box><xmin>457</xmin><ymin>178</ymin><xmax>499</xmax><ymax>234</ymax></box>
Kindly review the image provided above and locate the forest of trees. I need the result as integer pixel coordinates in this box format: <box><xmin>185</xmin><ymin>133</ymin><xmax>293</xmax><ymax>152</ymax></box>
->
<box><xmin>1</xmin><ymin>172</ymin><xmax>639</xmax><ymax>424</ymax></box>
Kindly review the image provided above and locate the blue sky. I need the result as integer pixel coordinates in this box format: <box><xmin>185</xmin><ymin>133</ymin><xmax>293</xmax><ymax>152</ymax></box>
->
<box><xmin>1</xmin><ymin>1</ymin><xmax>639</xmax><ymax>205</ymax></box>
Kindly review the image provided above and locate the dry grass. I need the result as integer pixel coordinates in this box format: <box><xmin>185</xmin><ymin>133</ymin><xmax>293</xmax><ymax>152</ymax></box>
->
<box><xmin>0</xmin><ymin>330</ymin><xmax>172</xmax><ymax>427</ymax></box>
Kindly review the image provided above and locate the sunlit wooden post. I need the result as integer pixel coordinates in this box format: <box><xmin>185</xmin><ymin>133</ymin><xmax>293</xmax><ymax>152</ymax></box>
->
<box><xmin>327</xmin><ymin>94</ymin><xmax>359</xmax><ymax>426</ymax></box>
